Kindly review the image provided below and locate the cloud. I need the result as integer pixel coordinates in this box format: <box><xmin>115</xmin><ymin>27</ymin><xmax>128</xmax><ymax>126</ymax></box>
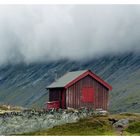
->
<box><xmin>0</xmin><ymin>5</ymin><xmax>140</xmax><ymax>65</ymax></box>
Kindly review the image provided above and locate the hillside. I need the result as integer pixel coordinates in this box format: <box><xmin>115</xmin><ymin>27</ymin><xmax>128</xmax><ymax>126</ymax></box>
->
<box><xmin>0</xmin><ymin>52</ymin><xmax>140</xmax><ymax>113</ymax></box>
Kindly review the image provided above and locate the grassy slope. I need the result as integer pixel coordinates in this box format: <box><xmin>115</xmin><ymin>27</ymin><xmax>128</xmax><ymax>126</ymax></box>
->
<box><xmin>20</xmin><ymin>114</ymin><xmax>140</xmax><ymax>136</ymax></box>
<box><xmin>109</xmin><ymin>69</ymin><xmax>140</xmax><ymax>113</ymax></box>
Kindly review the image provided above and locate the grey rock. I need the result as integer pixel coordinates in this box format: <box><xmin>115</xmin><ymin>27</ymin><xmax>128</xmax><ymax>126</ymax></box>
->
<box><xmin>113</xmin><ymin>119</ymin><xmax>129</xmax><ymax>127</ymax></box>
<box><xmin>0</xmin><ymin>109</ymin><xmax>96</xmax><ymax>135</ymax></box>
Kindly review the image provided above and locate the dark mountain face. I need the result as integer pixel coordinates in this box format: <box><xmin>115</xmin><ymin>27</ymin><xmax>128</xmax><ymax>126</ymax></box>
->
<box><xmin>0</xmin><ymin>52</ymin><xmax>140</xmax><ymax>113</ymax></box>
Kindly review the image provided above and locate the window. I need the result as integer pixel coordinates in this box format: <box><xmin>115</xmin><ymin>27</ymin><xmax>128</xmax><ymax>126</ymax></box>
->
<box><xmin>81</xmin><ymin>87</ymin><xmax>94</xmax><ymax>102</ymax></box>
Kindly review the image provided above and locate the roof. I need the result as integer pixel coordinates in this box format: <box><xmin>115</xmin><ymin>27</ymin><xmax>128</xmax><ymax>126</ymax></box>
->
<box><xmin>47</xmin><ymin>70</ymin><xmax>87</xmax><ymax>88</ymax></box>
<box><xmin>47</xmin><ymin>70</ymin><xmax>112</xmax><ymax>90</ymax></box>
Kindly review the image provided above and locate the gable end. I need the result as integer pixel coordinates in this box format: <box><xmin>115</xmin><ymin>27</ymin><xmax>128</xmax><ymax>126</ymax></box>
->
<box><xmin>65</xmin><ymin>70</ymin><xmax>112</xmax><ymax>91</ymax></box>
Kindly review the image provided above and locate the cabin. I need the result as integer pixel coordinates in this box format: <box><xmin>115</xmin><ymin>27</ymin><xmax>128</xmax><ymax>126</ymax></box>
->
<box><xmin>46</xmin><ymin>70</ymin><xmax>112</xmax><ymax>110</ymax></box>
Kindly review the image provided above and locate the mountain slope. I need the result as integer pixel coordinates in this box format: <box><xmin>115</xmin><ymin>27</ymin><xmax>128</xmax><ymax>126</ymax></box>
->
<box><xmin>0</xmin><ymin>52</ymin><xmax>140</xmax><ymax>113</ymax></box>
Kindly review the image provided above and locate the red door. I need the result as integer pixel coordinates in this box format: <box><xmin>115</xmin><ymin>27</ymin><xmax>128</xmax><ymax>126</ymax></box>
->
<box><xmin>81</xmin><ymin>87</ymin><xmax>94</xmax><ymax>102</ymax></box>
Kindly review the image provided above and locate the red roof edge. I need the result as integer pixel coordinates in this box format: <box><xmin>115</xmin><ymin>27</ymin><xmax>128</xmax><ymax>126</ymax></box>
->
<box><xmin>65</xmin><ymin>70</ymin><xmax>112</xmax><ymax>91</ymax></box>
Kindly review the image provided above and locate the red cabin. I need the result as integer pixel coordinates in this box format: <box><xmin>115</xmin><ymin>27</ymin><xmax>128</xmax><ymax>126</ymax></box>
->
<box><xmin>46</xmin><ymin>70</ymin><xmax>112</xmax><ymax>110</ymax></box>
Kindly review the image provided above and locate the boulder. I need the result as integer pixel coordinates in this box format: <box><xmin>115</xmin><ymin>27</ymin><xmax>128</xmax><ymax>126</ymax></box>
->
<box><xmin>113</xmin><ymin>119</ymin><xmax>129</xmax><ymax>128</ymax></box>
<box><xmin>95</xmin><ymin>109</ymin><xmax>108</xmax><ymax>116</ymax></box>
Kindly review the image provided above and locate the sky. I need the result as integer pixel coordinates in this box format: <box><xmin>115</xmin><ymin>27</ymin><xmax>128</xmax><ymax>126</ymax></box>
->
<box><xmin>0</xmin><ymin>5</ymin><xmax>140</xmax><ymax>65</ymax></box>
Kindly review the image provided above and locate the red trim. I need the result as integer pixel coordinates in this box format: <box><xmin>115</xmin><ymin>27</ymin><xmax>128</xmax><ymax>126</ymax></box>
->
<box><xmin>47</xmin><ymin>101</ymin><xmax>60</xmax><ymax>110</ymax></box>
<box><xmin>65</xmin><ymin>70</ymin><xmax>112</xmax><ymax>91</ymax></box>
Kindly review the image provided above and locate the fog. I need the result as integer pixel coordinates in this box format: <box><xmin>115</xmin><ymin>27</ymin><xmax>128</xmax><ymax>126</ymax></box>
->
<box><xmin>0</xmin><ymin>5</ymin><xmax>140</xmax><ymax>65</ymax></box>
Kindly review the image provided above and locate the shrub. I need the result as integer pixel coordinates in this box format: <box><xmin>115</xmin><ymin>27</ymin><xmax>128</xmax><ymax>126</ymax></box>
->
<box><xmin>125</xmin><ymin>121</ymin><xmax>140</xmax><ymax>134</ymax></box>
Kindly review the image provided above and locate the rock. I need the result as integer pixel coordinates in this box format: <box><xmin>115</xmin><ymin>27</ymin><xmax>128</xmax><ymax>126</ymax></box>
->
<box><xmin>113</xmin><ymin>119</ymin><xmax>129</xmax><ymax>128</ymax></box>
<box><xmin>0</xmin><ymin>108</ymin><xmax>97</xmax><ymax>135</ymax></box>
<box><xmin>95</xmin><ymin>109</ymin><xmax>108</xmax><ymax>116</ymax></box>
<box><xmin>46</xmin><ymin>114</ymin><xmax>55</xmax><ymax>119</ymax></box>
<box><xmin>108</xmin><ymin>118</ymin><xmax>118</xmax><ymax>124</ymax></box>
<box><xmin>66</xmin><ymin>107</ymin><xmax>78</xmax><ymax>113</ymax></box>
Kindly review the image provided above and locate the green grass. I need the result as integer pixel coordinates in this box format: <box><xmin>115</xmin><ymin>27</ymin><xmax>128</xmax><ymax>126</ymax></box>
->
<box><xmin>125</xmin><ymin>121</ymin><xmax>140</xmax><ymax>135</ymax></box>
<box><xmin>19</xmin><ymin>114</ymin><xmax>140</xmax><ymax>136</ymax></box>
<box><xmin>20</xmin><ymin>116</ymin><xmax>116</xmax><ymax>136</ymax></box>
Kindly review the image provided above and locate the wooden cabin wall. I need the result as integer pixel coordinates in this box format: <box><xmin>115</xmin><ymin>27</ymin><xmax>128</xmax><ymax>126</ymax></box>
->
<box><xmin>49</xmin><ymin>89</ymin><xmax>62</xmax><ymax>102</ymax></box>
<box><xmin>66</xmin><ymin>75</ymin><xmax>109</xmax><ymax>110</ymax></box>
<box><xmin>49</xmin><ymin>88</ymin><xmax>66</xmax><ymax>108</ymax></box>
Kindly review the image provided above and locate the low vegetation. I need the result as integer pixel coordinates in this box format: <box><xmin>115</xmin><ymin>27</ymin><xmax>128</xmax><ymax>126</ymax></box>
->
<box><xmin>125</xmin><ymin>121</ymin><xmax>140</xmax><ymax>134</ymax></box>
<box><xmin>20</xmin><ymin>113</ymin><xmax>140</xmax><ymax>136</ymax></box>
<box><xmin>0</xmin><ymin>104</ymin><xmax>23</xmax><ymax>114</ymax></box>
<box><xmin>19</xmin><ymin>116</ymin><xmax>115</xmax><ymax>136</ymax></box>
<box><xmin>0</xmin><ymin>105</ymin><xmax>139</xmax><ymax>136</ymax></box>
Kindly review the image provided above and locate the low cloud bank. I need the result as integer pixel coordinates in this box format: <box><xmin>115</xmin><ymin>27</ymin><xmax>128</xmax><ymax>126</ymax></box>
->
<box><xmin>0</xmin><ymin>5</ymin><xmax>140</xmax><ymax>65</ymax></box>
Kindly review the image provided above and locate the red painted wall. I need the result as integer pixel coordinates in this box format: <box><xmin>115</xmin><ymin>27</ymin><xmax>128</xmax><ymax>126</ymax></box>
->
<box><xmin>66</xmin><ymin>75</ymin><xmax>109</xmax><ymax>110</ymax></box>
